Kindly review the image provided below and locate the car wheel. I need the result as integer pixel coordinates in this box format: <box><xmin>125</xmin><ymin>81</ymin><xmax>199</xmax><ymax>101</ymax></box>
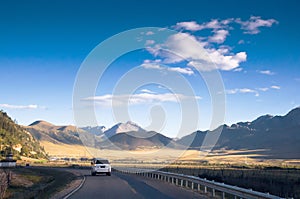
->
<box><xmin>107</xmin><ymin>172</ymin><xmax>111</xmax><ymax>176</ymax></box>
<box><xmin>91</xmin><ymin>172</ymin><xmax>96</xmax><ymax>176</ymax></box>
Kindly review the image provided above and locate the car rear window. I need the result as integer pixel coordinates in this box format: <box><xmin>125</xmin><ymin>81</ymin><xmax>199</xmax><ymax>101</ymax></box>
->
<box><xmin>95</xmin><ymin>159</ymin><xmax>109</xmax><ymax>164</ymax></box>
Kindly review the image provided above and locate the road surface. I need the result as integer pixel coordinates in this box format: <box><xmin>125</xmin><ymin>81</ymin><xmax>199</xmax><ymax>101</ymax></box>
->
<box><xmin>69</xmin><ymin>170</ymin><xmax>206</xmax><ymax>199</ymax></box>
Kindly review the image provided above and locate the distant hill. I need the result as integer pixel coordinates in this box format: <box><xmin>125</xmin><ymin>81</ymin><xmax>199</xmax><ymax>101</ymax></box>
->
<box><xmin>25</xmin><ymin>120</ymin><xmax>85</xmax><ymax>145</ymax></box>
<box><xmin>0</xmin><ymin>111</ymin><xmax>47</xmax><ymax>159</ymax></box>
<box><xmin>98</xmin><ymin>131</ymin><xmax>180</xmax><ymax>150</ymax></box>
<box><xmin>177</xmin><ymin>107</ymin><xmax>300</xmax><ymax>158</ymax></box>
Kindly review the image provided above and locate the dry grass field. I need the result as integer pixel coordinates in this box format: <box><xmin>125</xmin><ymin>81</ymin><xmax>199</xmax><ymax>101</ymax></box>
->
<box><xmin>33</xmin><ymin>141</ymin><xmax>300</xmax><ymax>168</ymax></box>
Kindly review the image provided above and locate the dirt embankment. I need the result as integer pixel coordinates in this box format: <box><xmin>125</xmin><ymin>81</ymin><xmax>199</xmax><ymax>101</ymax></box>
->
<box><xmin>2</xmin><ymin>167</ymin><xmax>81</xmax><ymax>199</ymax></box>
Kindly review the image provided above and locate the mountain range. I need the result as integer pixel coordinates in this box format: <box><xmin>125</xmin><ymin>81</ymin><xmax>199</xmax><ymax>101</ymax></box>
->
<box><xmin>178</xmin><ymin>107</ymin><xmax>300</xmax><ymax>158</ymax></box>
<box><xmin>24</xmin><ymin>107</ymin><xmax>300</xmax><ymax>158</ymax></box>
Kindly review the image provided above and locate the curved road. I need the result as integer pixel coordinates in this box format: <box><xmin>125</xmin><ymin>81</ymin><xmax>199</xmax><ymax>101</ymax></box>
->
<box><xmin>69</xmin><ymin>170</ymin><xmax>206</xmax><ymax>199</ymax></box>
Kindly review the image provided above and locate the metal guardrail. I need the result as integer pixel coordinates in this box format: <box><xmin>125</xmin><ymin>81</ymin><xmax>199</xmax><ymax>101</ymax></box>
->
<box><xmin>115</xmin><ymin>167</ymin><xmax>283</xmax><ymax>199</ymax></box>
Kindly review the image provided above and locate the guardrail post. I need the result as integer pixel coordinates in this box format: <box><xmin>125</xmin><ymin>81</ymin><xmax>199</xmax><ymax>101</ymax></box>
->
<box><xmin>191</xmin><ymin>182</ymin><xmax>194</xmax><ymax>190</ymax></box>
<box><xmin>212</xmin><ymin>189</ymin><xmax>215</xmax><ymax>197</ymax></box>
<box><xmin>176</xmin><ymin>178</ymin><xmax>178</xmax><ymax>186</ymax></box>
<box><xmin>197</xmin><ymin>184</ymin><xmax>200</xmax><ymax>191</ymax></box>
<box><xmin>204</xmin><ymin>186</ymin><xmax>207</xmax><ymax>193</ymax></box>
<box><xmin>185</xmin><ymin>180</ymin><xmax>188</xmax><ymax>188</ymax></box>
<box><xmin>222</xmin><ymin>192</ymin><xmax>225</xmax><ymax>199</ymax></box>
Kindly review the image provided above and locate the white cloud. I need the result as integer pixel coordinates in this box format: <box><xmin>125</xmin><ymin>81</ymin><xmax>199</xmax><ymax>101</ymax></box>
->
<box><xmin>226</xmin><ymin>85</ymin><xmax>280</xmax><ymax>97</ymax></box>
<box><xmin>140</xmin><ymin>89</ymin><xmax>155</xmax><ymax>94</ymax></box>
<box><xmin>148</xmin><ymin>32</ymin><xmax>247</xmax><ymax>71</ymax></box>
<box><xmin>145</xmin><ymin>31</ymin><xmax>154</xmax><ymax>35</ymax></box>
<box><xmin>238</xmin><ymin>40</ymin><xmax>245</xmax><ymax>44</ymax></box>
<box><xmin>271</xmin><ymin>85</ymin><xmax>281</xmax><ymax>90</ymax></box>
<box><xmin>258</xmin><ymin>70</ymin><xmax>275</xmax><ymax>75</ymax></box>
<box><xmin>145</xmin><ymin>40</ymin><xmax>155</xmax><ymax>46</ymax></box>
<box><xmin>175</xmin><ymin>21</ymin><xmax>203</xmax><ymax>31</ymax></box>
<box><xmin>239</xmin><ymin>88</ymin><xmax>257</xmax><ymax>93</ymax></box>
<box><xmin>167</xmin><ymin>67</ymin><xmax>194</xmax><ymax>75</ymax></box>
<box><xmin>141</xmin><ymin>61</ymin><xmax>161</xmax><ymax>69</ymax></box>
<box><xmin>0</xmin><ymin>104</ymin><xmax>41</xmax><ymax>110</ymax></box>
<box><xmin>175</xmin><ymin>19</ymin><xmax>233</xmax><ymax>31</ymax></box>
<box><xmin>208</xmin><ymin>29</ymin><xmax>229</xmax><ymax>44</ymax></box>
<box><xmin>233</xmin><ymin>68</ymin><xmax>243</xmax><ymax>72</ymax></box>
<box><xmin>226</xmin><ymin>88</ymin><xmax>259</xmax><ymax>97</ymax></box>
<box><xmin>175</xmin><ymin>17</ymin><xmax>277</xmax><ymax>35</ymax></box>
<box><xmin>258</xmin><ymin>87</ymin><xmax>269</xmax><ymax>92</ymax></box>
<box><xmin>83</xmin><ymin>92</ymin><xmax>201</xmax><ymax>107</ymax></box>
<box><xmin>141</xmin><ymin>60</ymin><xmax>194</xmax><ymax>75</ymax></box>
<box><xmin>236</xmin><ymin>16</ymin><xmax>278</xmax><ymax>34</ymax></box>
<box><xmin>146</xmin><ymin>17</ymin><xmax>278</xmax><ymax>72</ymax></box>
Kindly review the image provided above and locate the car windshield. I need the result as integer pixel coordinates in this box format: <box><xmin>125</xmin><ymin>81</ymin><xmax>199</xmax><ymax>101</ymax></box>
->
<box><xmin>95</xmin><ymin>159</ymin><xmax>109</xmax><ymax>164</ymax></box>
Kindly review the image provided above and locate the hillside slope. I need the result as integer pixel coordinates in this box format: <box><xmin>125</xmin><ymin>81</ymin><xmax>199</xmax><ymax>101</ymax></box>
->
<box><xmin>25</xmin><ymin>121</ymin><xmax>84</xmax><ymax>145</ymax></box>
<box><xmin>0</xmin><ymin>111</ymin><xmax>47</xmax><ymax>159</ymax></box>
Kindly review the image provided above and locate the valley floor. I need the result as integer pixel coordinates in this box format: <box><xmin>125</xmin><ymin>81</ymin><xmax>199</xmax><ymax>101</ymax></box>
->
<box><xmin>39</xmin><ymin>141</ymin><xmax>300</xmax><ymax>168</ymax></box>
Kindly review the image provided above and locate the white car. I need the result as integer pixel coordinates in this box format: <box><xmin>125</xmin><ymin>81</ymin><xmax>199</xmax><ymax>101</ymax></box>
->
<box><xmin>91</xmin><ymin>158</ymin><xmax>111</xmax><ymax>176</ymax></box>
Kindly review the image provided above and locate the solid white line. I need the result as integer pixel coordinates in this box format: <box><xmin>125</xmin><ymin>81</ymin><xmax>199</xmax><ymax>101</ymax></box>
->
<box><xmin>63</xmin><ymin>174</ymin><xmax>86</xmax><ymax>199</ymax></box>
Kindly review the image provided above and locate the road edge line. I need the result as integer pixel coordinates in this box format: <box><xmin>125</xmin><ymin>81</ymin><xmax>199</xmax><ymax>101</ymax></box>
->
<box><xmin>63</xmin><ymin>174</ymin><xmax>86</xmax><ymax>199</ymax></box>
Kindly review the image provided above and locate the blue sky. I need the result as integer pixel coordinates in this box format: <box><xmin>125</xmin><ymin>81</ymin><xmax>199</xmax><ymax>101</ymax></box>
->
<box><xmin>0</xmin><ymin>0</ymin><xmax>299</xmax><ymax>137</ymax></box>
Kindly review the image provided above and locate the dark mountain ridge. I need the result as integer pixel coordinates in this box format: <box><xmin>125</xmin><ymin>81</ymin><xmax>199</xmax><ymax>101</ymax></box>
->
<box><xmin>177</xmin><ymin>107</ymin><xmax>300</xmax><ymax>158</ymax></box>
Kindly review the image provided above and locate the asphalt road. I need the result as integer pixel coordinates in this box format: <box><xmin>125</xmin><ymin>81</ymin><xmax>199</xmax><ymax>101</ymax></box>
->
<box><xmin>69</xmin><ymin>170</ymin><xmax>206</xmax><ymax>199</ymax></box>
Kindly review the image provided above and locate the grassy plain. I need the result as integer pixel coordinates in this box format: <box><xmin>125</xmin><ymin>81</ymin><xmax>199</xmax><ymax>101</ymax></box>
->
<box><xmin>37</xmin><ymin>141</ymin><xmax>300</xmax><ymax>168</ymax></box>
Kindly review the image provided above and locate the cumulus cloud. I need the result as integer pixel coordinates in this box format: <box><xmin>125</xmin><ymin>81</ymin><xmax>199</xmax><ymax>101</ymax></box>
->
<box><xmin>83</xmin><ymin>92</ymin><xmax>201</xmax><ymax>107</ymax></box>
<box><xmin>175</xmin><ymin>19</ymin><xmax>233</xmax><ymax>31</ymax></box>
<box><xmin>175</xmin><ymin>21</ymin><xmax>203</xmax><ymax>31</ymax></box>
<box><xmin>208</xmin><ymin>29</ymin><xmax>229</xmax><ymax>44</ymax></box>
<box><xmin>0</xmin><ymin>104</ymin><xmax>41</xmax><ymax>110</ymax></box>
<box><xmin>236</xmin><ymin>16</ymin><xmax>278</xmax><ymax>34</ymax></box>
<box><xmin>154</xmin><ymin>32</ymin><xmax>247</xmax><ymax>71</ymax></box>
<box><xmin>145</xmin><ymin>16</ymin><xmax>278</xmax><ymax>72</ymax></box>
<box><xmin>258</xmin><ymin>70</ymin><xmax>275</xmax><ymax>75</ymax></box>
